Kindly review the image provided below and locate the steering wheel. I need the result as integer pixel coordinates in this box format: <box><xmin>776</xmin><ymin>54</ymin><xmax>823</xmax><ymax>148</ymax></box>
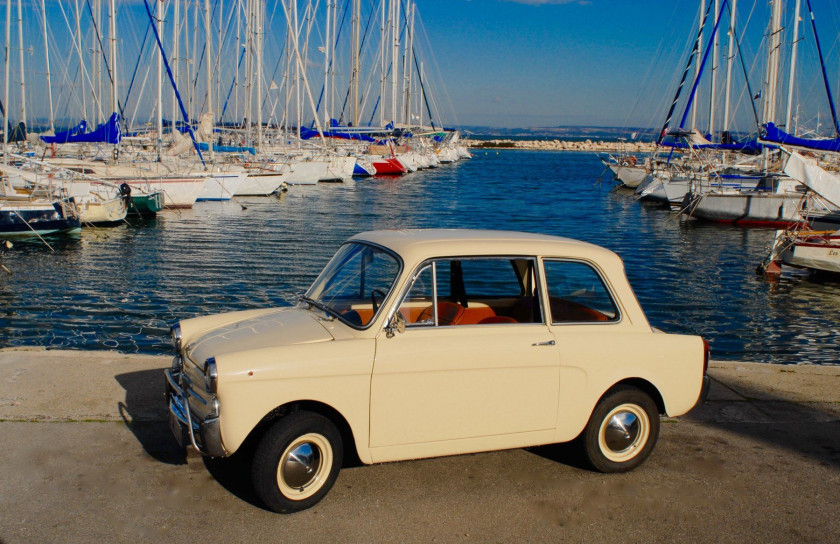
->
<box><xmin>371</xmin><ymin>289</ymin><xmax>387</xmax><ymax>313</ymax></box>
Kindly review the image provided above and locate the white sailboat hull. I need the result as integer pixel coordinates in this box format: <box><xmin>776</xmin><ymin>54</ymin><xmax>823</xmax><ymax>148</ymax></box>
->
<box><xmin>122</xmin><ymin>177</ymin><xmax>206</xmax><ymax>209</ymax></box>
<box><xmin>783</xmin><ymin>240</ymin><xmax>840</xmax><ymax>273</ymax></box>
<box><xmin>688</xmin><ymin>192</ymin><xmax>806</xmax><ymax>226</ymax></box>
<box><xmin>608</xmin><ymin>164</ymin><xmax>648</xmax><ymax>188</ymax></box>
<box><xmin>236</xmin><ymin>172</ymin><xmax>290</xmax><ymax>196</ymax></box>
<box><xmin>197</xmin><ymin>173</ymin><xmax>246</xmax><ymax>201</ymax></box>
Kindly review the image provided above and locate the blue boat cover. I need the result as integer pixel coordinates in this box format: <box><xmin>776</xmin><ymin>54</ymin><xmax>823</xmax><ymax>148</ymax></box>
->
<box><xmin>41</xmin><ymin>113</ymin><xmax>121</xmax><ymax>145</ymax></box>
<box><xmin>39</xmin><ymin>120</ymin><xmax>87</xmax><ymax>144</ymax></box>
<box><xmin>662</xmin><ymin>139</ymin><xmax>765</xmax><ymax>153</ymax></box>
<box><xmin>196</xmin><ymin>142</ymin><xmax>256</xmax><ymax>155</ymax></box>
<box><xmin>299</xmin><ymin>125</ymin><xmax>377</xmax><ymax>142</ymax></box>
<box><xmin>762</xmin><ymin>122</ymin><xmax>840</xmax><ymax>153</ymax></box>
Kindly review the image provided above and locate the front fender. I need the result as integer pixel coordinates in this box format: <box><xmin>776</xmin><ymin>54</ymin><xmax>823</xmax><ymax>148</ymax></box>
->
<box><xmin>214</xmin><ymin>338</ymin><xmax>375</xmax><ymax>460</ymax></box>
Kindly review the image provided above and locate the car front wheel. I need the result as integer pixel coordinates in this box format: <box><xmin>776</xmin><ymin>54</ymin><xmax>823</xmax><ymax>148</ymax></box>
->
<box><xmin>582</xmin><ymin>386</ymin><xmax>660</xmax><ymax>473</ymax></box>
<box><xmin>252</xmin><ymin>411</ymin><xmax>344</xmax><ymax>513</ymax></box>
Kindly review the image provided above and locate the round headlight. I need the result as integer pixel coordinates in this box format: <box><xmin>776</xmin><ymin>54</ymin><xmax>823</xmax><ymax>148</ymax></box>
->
<box><xmin>171</xmin><ymin>323</ymin><xmax>182</xmax><ymax>352</ymax></box>
<box><xmin>204</xmin><ymin>358</ymin><xmax>218</xmax><ymax>394</ymax></box>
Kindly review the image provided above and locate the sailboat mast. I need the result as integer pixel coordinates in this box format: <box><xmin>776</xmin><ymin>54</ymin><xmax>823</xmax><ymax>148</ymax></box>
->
<box><xmin>279</xmin><ymin>0</ymin><xmax>328</xmax><ymax>147</ymax></box>
<box><xmin>256</xmin><ymin>0</ymin><xmax>263</xmax><ymax>148</ymax></box>
<box><xmin>391</xmin><ymin>0</ymin><xmax>400</xmax><ymax>125</ymax></box>
<box><xmin>324</xmin><ymin>0</ymin><xmax>332</xmax><ymax>127</ymax></box>
<box><xmin>762</xmin><ymin>0</ymin><xmax>782</xmax><ymax>126</ymax></box>
<box><xmin>403</xmin><ymin>1</ymin><xmax>414</xmax><ymax>127</ymax></box>
<box><xmin>723</xmin><ymin>0</ymin><xmax>736</xmax><ymax>132</ymax></box>
<box><xmin>379</xmin><ymin>0</ymin><xmax>385</xmax><ymax>126</ymax></box>
<box><xmin>235</xmin><ymin>0</ymin><xmax>240</xmax><ymax>128</ymax></box>
<box><xmin>204</xmin><ymin>0</ymin><xmax>214</xmax><ymax>159</ymax></box>
<box><xmin>172</xmin><ymin>0</ymin><xmax>180</xmax><ymax>134</ymax></box>
<box><xmin>74</xmin><ymin>0</ymin><xmax>87</xmax><ymax>122</ymax></box>
<box><xmin>3</xmin><ymin>0</ymin><xmax>10</xmax><ymax>164</ymax></box>
<box><xmin>40</xmin><ymin>0</ymin><xmax>55</xmax><ymax>132</ymax></box>
<box><xmin>784</xmin><ymin>0</ymin><xmax>801</xmax><ymax>131</ymax></box>
<box><xmin>351</xmin><ymin>0</ymin><xmax>360</xmax><ymax>126</ymax></box>
<box><xmin>156</xmin><ymin>0</ymin><xmax>163</xmax><ymax>161</ymax></box>
<box><xmin>692</xmin><ymin>0</ymin><xmax>705</xmax><ymax>129</ymax></box>
<box><xmin>244</xmin><ymin>0</ymin><xmax>253</xmax><ymax>143</ymax></box>
<box><xmin>109</xmin><ymin>0</ymin><xmax>117</xmax><ymax>116</ymax></box>
<box><xmin>708</xmin><ymin>0</ymin><xmax>719</xmax><ymax>137</ymax></box>
<box><xmin>16</xmin><ymin>0</ymin><xmax>25</xmax><ymax>128</ymax></box>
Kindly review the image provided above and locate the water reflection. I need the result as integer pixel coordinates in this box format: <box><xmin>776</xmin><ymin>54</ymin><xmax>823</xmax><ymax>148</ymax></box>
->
<box><xmin>1</xmin><ymin>150</ymin><xmax>838</xmax><ymax>364</ymax></box>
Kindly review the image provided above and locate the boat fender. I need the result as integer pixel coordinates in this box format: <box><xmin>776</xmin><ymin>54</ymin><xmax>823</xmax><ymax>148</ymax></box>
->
<box><xmin>119</xmin><ymin>183</ymin><xmax>132</xmax><ymax>201</ymax></box>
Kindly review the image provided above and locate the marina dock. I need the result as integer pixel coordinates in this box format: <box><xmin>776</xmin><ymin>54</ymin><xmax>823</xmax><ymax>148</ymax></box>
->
<box><xmin>2</xmin><ymin>348</ymin><xmax>838</xmax><ymax>543</ymax></box>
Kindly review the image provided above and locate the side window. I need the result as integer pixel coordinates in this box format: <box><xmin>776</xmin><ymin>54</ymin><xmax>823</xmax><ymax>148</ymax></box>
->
<box><xmin>543</xmin><ymin>260</ymin><xmax>619</xmax><ymax>323</ymax></box>
<box><xmin>397</xmin><ymin>257</ymin><xmax>542</xmax><ymax>326</ymax></box>
<box><xmin>460</xmin><ymin>259</ymin><xmax>524</xmax><ymax>297</ymax></box>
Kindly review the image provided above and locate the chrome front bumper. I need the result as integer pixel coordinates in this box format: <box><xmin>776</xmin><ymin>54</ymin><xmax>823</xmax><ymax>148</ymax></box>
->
<box><xmin>165</xmin><ymin>368</ymin><xmax>226</xmax><ymax>457</ymax></box>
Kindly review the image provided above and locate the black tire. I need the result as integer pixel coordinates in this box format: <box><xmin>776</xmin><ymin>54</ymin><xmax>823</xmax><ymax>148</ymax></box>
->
<box><xmin>581</xmin><ymin>386</ymin><xmax>660</xmax><ymax>473</ymax></box>
<box><xmin>252</xmin><ymin>411</ymin><xmax>343</xmax><ymax>513</ymax></box>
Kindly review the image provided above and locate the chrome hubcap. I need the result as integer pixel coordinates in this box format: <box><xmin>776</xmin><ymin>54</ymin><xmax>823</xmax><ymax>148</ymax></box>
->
<box><xmin>598</xmin><ymin>403</ymin><xmax>649</xmax><ymax>463</ymax></box>
<box><xmin>277</xmin><ymin>432</ymin><xmax>332</xmax><ymax>500</ymax></box>
<box><xmin>282</xmin><ymin>442</ymin><xmax>322</xmax><ymax>490</ymax></box>
<box><xmin>604</xmin><ymin>411</ymin><xmax>640</xmax><ymax>452</ymax></box>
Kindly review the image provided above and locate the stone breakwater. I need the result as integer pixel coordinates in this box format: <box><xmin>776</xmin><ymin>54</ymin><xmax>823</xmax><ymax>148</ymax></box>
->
<box><xmin>469</xmin><ymin>139</ymin><xmax>658</xmax><ymax>153</ymax></box>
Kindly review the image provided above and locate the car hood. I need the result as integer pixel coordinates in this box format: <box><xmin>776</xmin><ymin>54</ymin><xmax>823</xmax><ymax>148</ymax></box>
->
<box><xmin>185</xmin><ymin>307</ymin><xmax>335</xmax><ymax>365</ymax></box>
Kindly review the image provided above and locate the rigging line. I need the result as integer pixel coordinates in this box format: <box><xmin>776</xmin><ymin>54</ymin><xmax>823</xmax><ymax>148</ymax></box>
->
<box><xmin>337</xmin><ymin>0</ymin><xmax>378</xmax><ymax>123</ymax></box>
<box><xmin>313</xmin><ymin>0</ymin><xmax>352</xmax><ymax>122</ymax></box>
<box><xmin>260</xmin><ymin>41</ymin><xmax>287</xmax><ymax>113</ymax></box>
<box><xmin>656</xmin><ymin>1</ymin><xmax>714</xmax><ymax>145</ymax></box>
<box><xmin>220</xmin><ymin>47</ymin><xmax>247</xmax><ymax>121</ymax></box>
<box><xmin>679</xmin><ymin>0</ymin><xmax>728</xmax><ymax>130</ymax></box>
<box><xmin>728</xmin><ymin>0</ymin><xmax>760</xmax><ymax>132</ymax></box>
<box><xmin>805</xmin><ymin>0</ymin><xmax>840</xmax><ymax>137</ymax></box>
<box><xmin>123</xmin><ymin>20</ymin><xmax>153</xmax><ymax>132</ymax></box>
<box><xmin>55</xmin><ymin>0</ymin><xmax>97</xmax><ymax>119</ymax></box>
<box><xmin>411</xmin><ymin>46</ymin><xmax>433</xmax><ymax>129</ymax></box>
<box><xmin>84</xmin><ymin>0</ymin><xmax>123</xmax><ymax>119</ymax></box>
<box><xmin>142</xmin><ymin>0</ymin><xmax>205</xmax><ymax>167</ymax></box>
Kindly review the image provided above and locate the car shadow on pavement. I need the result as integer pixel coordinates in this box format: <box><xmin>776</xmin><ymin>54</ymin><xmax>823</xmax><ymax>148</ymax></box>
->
<box><xmin>683</xmin><ymin>375</ymin><xmax>840</xmax><ymax>469</ymax></box>
<box><xmin>115</xmin><ymin>369</ymin><xmax>187</xmax><ymax>466</ymax></box>
<box><xmin>529</xmin><ymin>374</ymin><xmax>840</xmax><ymax>471</ymax></box>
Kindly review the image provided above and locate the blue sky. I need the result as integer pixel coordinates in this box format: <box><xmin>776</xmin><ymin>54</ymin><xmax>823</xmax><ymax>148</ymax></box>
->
<box><xmin>418</xmin><ymin>0</ymin><xmax>694</xmax><ymax>127</ymax></box>
<box><xmin>3</xmin><ymin>0</ymin><xmax>840</xmax><ymax>131</ymax></box>
<box><xmin>414</xmin><ymin>0</ymin><xmax>840</xmax><ymax>130</ymax></box>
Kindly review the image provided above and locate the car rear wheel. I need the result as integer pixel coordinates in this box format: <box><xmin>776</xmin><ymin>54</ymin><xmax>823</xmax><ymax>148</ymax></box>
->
<box><xmin>582</xmin><ymin>386</ymin><xmax>660</xmax><ymax>473</ymax></box>
<box><xmin>252</xmin><ymin>411</ymin><xmax>343</xmax><ymax>513</ymax></box>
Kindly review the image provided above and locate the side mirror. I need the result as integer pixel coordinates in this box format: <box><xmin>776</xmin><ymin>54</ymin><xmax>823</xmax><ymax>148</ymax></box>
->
<box><xmin>385</xmin><ymin>312</ymin><xmax>407</xmax><ymax>338</ymax></box>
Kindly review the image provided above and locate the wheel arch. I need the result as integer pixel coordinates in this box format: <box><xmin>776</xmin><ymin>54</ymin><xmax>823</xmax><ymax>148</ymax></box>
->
<box><xmin>605</xmin><ymin>378</ymin><xmax>666</xmax><ymax>415</ymax></box>
<box><xmin>244</xmin><ymin>400</ymin><xmax>362</xmax><ymax>466</ymax></box>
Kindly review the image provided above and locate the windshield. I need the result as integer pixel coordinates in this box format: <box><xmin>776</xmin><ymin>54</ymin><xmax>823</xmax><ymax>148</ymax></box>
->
<box><xmin>304</xmin><ymin>242</ymin><xmax>401</xmax><ymax>328</ymax></box>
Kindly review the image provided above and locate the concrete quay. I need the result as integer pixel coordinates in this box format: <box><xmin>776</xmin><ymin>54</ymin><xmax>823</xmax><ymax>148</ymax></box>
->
<box><xmin>1</xmin><ymin>348</ymin><xmax>838</xmax><ymax>543</ymax></box>
<box><xmin>469</xmin><ymin>139</ymin><xmax>657</xmax><ymax>153</ymax></box>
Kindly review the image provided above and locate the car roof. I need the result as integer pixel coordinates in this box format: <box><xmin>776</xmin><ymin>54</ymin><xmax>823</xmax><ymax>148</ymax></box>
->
<box><xmin>349</xmin><ymin>229</ymin><xmax>622</xmax><ymax>266</ymax></box>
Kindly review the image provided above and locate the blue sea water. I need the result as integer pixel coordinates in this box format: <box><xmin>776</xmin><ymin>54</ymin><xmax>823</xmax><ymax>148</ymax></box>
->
<box><xmin>1</xmin><ymin>150</ymin><xmax>839</xmax><ymax>364</ymax></box>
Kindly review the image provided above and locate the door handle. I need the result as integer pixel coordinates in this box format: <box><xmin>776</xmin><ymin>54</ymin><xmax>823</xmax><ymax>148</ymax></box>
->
<box><xmin>532</xmin><ymin>340</ymin><xmax>556</xmax><ymax>346</ymax></box>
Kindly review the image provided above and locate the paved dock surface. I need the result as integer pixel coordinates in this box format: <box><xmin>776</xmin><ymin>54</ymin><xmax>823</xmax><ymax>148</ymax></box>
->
<box><xmin>1</xmin><ymin>348</ymin><xmax>839</xmax><ymax>543</ymax></box>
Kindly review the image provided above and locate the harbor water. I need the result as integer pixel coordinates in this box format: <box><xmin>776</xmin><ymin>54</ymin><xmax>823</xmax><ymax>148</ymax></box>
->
<box><xmin>1</xmin><ymin>150</ymin><xmax>838</xmax><ymax>364</ymax></box>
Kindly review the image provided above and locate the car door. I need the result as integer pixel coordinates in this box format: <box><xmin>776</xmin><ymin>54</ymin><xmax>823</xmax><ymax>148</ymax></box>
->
<box><xmin>541</xmin><ymin>258</ymin><xmax>630</xmax><ymax>441</ymax></box>
<box><xmin>369</xmin><ymin>257</ymin><xmax>560</xmax><ymax>449</ymax></box>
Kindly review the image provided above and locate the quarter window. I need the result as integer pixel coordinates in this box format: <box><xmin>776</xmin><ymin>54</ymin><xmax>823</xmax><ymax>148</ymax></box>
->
<box><xmin>543</xmin><ymin>260</ymin><xmax>619</xmax><ymax>323</ymax></box>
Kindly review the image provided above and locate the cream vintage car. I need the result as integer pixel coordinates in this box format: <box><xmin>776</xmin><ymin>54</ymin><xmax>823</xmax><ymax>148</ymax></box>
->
<box><xmin>166</xmin><ymin>229</ymin><xmax>709</xmax><ymax>513</ymax></box>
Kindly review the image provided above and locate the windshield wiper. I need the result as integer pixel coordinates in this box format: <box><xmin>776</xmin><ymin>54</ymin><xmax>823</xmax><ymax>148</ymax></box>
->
<box><xmin>298</xmin><ymin>295</ymin><xmax>337</xmax><ymax>321</ymax></box>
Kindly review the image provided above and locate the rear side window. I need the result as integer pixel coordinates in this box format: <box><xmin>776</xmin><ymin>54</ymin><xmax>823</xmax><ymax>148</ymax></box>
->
<box><xmin>543</xmin><ymin>260</ymin><xmax>619</xmax><ymax>323</ymax></box>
